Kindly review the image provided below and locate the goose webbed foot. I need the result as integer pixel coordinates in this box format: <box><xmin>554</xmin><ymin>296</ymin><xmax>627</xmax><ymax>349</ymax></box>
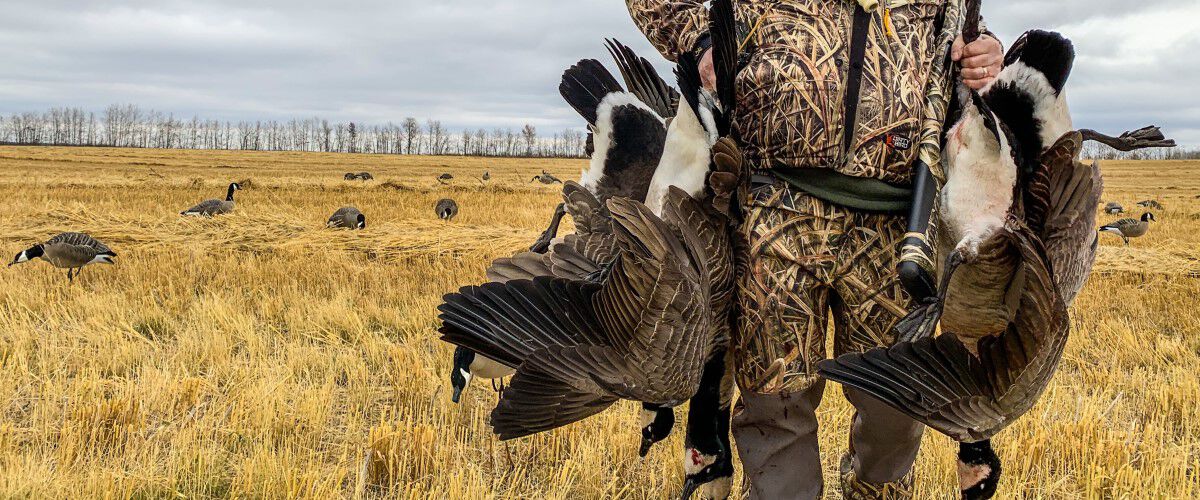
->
<box><xmin>529</xmin><ymin>203</ymin><xmax>567</xmax><ymax>254</ymax></box>
<box><xmin>959</xmin><ymin>440</ymin><xmax>1001</xmax><ymax>499</ymax></box>
<box><xmin>897</xmin><ymin>249</ymin><xmax>967</xmax><ymax>342</ymax></box>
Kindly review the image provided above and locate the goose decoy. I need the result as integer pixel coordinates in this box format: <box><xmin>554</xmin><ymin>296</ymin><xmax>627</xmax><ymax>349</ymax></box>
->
<box><xmin>440</xmin><ymin>6</ymin><xmax>742</xmax><ymax>497</ymax></box>
<box><xmin>181</xmin><ymin>182</ymin><xmax>240</xmax><ymax>216</ymax></box>
<box><xmin>482</xmin><ymin>171</ymin><xmax>491</xmax><ymax>182</ymax></box>
<box><xmin>437</xmin><ymin>173</ymin><xmax>454</xmax><ymax>184</ymax></box>
<box><xmin>1136</xmin><ymin>199</ymin><xmax>1163</xmax><ymax>210</ymax></box>
<box><xmin>450</xmin><ymin>346</ymin><xmax>515</xmax><ymax>403</ymax></box>
<box><xmin>344</xmin><ymin>172</ymin><xmax>358</xmax><ymax>181</ymax></box>
<box><xmin>435</xmin><ymin>198</ymin><xmax>459</xmax><ymax>221</ymax></box>
<box><xmin>10</xmin><ymin>232</ymin><xmax>116</xmax><ymax>282</ymax></box>
<box><xmin>818</xmin><ymin>28</ymin><xmax>1172</xmax><ymax>500</ymax></box>
<box><xmin>1100</xmin><ymin>212</ymin><xmax>1155</xmax><ymax>245</ymax></box>
<box><xmin>1103</xmin><ymin>201</ymin><xmax>1124</xmax><ymax>214</ymax></box>
<box><xmin>531</xmin><ymin>171</ymin><xmax>564</xmax><ymax>185</ymax></box>
<box><xmin>357</xmin><ymin>172</ymin><xmax>374</xmax><ymax>181</ymax></box>
<box><xmin>327</xmin><ymin>206</ymin><xmax>366</xmax><ymax>229</ymax></box>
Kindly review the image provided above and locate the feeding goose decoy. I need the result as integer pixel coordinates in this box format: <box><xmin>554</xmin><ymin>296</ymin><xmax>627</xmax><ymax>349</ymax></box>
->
<box><xmin>437</xmin><ymin>173</ymin><xmax>454</xmax><ymax>184</ymax></box>
<box><xmin>818</xmin><ymin>28</ymin><xmax>1172</xmax><ymax>500</ymax></box>
<box><xmin>435</xmin><ymin>198</ymin><xmax>459</xmax><ymax>221</ymax></box>
<box><xmin>450</xmin><ymin>346</ymin><xmax>515</xmax><ymax>403</ymax></box>
<box><xmin>357</xmin><ymin>172</ymin><xmax>374</xmax><ymax>181</ymax></box>
<box><xmin>1136</xmin><ymin>199</ymin><xmax>1164</xmax><ymax>210</ymax></box>
<box><xmin>327</xmin><ymin>206</ymin><xmax>366</xmax><ymax>229</ymax></box>
<box><xmin>181</xmin><ymin>182</ymin><xmax>241</xmax><ymax>216</ymax></box>
<box><xmin>344</xmin><ymin>172</ymin><xmax>358</xmax><ymax>181</ymax></box>
<box><xmin>9</xmin><ymin>232</ymin><xmax>116</xmax><ymax>282</ymax></box>
<box><xmin>531</xmin><ymin>171</ymin><xmax>564</xmax><ymax>184</ymax></box>
<box><xmin>440</xmin><ymin>7</ymin><xmax>742</xmax><ymax>497</ymax></box>
<box><xmin>1103</xmin><ymin>201</ymin><xmax>1124</xmax><ymax>214</ymax></box>
<box><xmin>1100</xmin><ymin>212</ymin><xmax>1155</xmax><ymax>245</ymax></box>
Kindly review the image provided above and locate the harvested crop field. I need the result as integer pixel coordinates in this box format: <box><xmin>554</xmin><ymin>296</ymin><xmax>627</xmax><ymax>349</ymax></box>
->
<box><xmin>0</xmin><ymin>146</ymin><xmax>1197</xmax><ymax>498</ymax></box>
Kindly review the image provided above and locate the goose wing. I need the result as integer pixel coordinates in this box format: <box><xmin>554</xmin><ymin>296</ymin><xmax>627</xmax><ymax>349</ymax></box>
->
<box><xmin>439</xmin><ymin>190</ymin><xmax>712</xmax><ymax>439</ymax></box>
<box><xmin>46</xmin><ymin>232</ymin><xmax>113</xmax><ymax>261</ymax></box>
<box><xmin>183</xmin><ymin>199</ymin><xmax>220</xmax><ymax>215</ymax></box>
<box><xmin>605</xmin><ymin>39</ymin><xmax>679</xmax><ymax>120</ymax></box>
<box><xmin>1100</xmin><ymin>218</ymin><xmax>1138</xmax><ymax>231</ymax></box>
<box><xmin>487</xmin><ymin>183</ymin><xmax>616</xmax><ymax>283</ymax></box>
<box><xmin>1025</xmin><ymin>131</ymin><xmax>1102</xmax><ymax>304</ymax></box>
<box><xmin>818</xmin><ymin>224</ymin><xmax>1070</xmax><ymax>442</ymax></box>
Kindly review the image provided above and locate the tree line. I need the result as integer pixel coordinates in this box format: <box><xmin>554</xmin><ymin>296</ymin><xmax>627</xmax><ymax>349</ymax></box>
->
<box><xmin>0</xmin><ymin>104</ymin><xmax>588</xmax><ymax>158</ymax></box>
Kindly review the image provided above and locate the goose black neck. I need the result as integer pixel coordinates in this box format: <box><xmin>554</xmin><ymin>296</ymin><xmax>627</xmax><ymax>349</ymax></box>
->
<box><xmin>226</xmin><ymin>184</ymin><xmax>237</xmax><ymax>201</ymax></box>
<box><xmin>684</xmin><ymin>349</ymin><xmax>729</xmax><ymax>455</ymax></box>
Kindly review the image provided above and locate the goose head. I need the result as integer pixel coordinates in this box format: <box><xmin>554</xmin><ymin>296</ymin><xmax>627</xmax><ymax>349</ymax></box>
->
<box><xmin>959</xmin><ymin>441</ymin><xmax>1001</xmax><ymax>500</ymax></box>
<box><xmin>638</xmin><ymin>404</ymin><xmax>674</xmax><ymax>457</ymax></box>
<box><xmin>450</xmin><ymin>346</ymin><xmax>475</xmax><ymax>403</ymax></box>
<box><xmin>1142</xmin><ymin>212</ymin><xmax>1156</xmax><ymax>223</ymax></box>
<box><xmin>356</xmin><ymin>214</ymin><xmax>367</xmax><ymax>229</ymax></box>
<box><xmin>9</xmin><ymin>244</ymin><xmax>44</xmax><ymax>267</ymax></box>
<box><xmin>680</xmin><ymin>446</ymin><xmax>733</xmax><ymax>500</ymax></box>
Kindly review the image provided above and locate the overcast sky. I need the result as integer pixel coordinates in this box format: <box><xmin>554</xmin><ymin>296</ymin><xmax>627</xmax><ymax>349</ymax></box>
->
<box><xmin>1</xmin><ymin>0</ymin><xmax>1196</xmax><ymax>147</ymax></box>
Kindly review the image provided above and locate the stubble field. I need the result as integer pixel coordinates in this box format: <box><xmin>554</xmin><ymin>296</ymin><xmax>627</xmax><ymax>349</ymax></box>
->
<box><xmin>0</xmin><ymin>146</ymin><xmax>1197</xmax><ymax>498</ymax></box>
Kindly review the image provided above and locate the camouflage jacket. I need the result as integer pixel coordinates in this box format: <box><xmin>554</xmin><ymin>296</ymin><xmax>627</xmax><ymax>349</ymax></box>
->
<box><xmin>628</xmin><ymin>0</ymin><xmax>971</xmax><ymax>185</ymax></box>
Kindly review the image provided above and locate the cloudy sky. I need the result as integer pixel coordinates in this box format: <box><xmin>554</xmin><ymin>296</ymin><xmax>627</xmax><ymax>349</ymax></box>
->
<box><xmin>1</xmin><ymin>0</ymin><xmax>1197</xmax><ymax>146</ymax></box>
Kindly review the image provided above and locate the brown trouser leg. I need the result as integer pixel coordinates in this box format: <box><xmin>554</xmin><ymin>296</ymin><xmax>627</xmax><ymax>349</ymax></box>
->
<box><xmin>731</xmin><ymin>381</ymin><xmax>827</xmax><ymax>500</ymax></box>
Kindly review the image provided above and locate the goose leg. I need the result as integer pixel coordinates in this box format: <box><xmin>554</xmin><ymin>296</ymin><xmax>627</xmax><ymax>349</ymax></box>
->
<box><xmin>959</xmin><ymin>439</ymin><xmax>1001</xmax><ymax>499</ymax></box>
<box><xmin>529</xmin><ymin>203</ymin><xmax>567</xmax><ymax>254</ymax></box>
<box><xmin>896</xmin><ymin>249</ymin><xmax>967</xmax><ymax>342</ymax></box>
<box><xmin>66</xmin><ymin>268</ymin><xmax>74</xmax><ymax>283</ymax></box>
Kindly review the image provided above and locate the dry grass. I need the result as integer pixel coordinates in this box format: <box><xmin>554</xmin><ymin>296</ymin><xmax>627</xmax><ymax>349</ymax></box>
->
<box><xmin>0</xmin><ymin>146</ymin><xmax>1197</xmax><ymax>498</ymax></box>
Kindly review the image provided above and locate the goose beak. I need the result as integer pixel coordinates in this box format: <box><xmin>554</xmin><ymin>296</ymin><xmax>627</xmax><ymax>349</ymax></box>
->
<box><xmin>679</xmin><ymin>478</ymin><xmax>700</xmax><ymax>500</ymax></box>
<box><xmin>638</xmin><ymin>436</ymin><xmax>654</xmax><ymax>457</ymax></box>
<box><xmin>450</xmin><ymin>385</ymin><xmax>464</xmax><ymax>404</ymax></box>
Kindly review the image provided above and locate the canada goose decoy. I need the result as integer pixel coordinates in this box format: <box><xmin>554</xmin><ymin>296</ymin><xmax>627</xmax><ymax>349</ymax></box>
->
<box><xmin>344</xmin><ymin>172</ymin><xmax>358</xmax><ymax>181</ymax></box>
<box><xmin>10</xmin><ymin>232</ymin><xmax>116</xmax><ymax>282</ymax></box>
<box><xmin>435</xmin><ymin>198</ymin><xmax>459</xmax><ymax>221</ymax></box>
<box><xmin>1136</xmin><ymin>199</ymin><xmax>1164</xmax><ymax>210</ymax></box>
<box><xmin>437</xmin><ymin>173</ymin><xmax>454</xmax><ymax>184</ymax></box>
<box><xmin>357</xmin><ymin>172</ymin><xmax>374</xmax><ymax>181</ymax></box>
<box><xmin>482</xmin><ymin>171</ymin><xmax>491</xmax><ymax>182</ymax></box>
<box><xmin>1100</xmin><ymin>212</ymin><xmax>1155</xmax><ymax>245</ymax></box>
<box><xmin>181</xmin><ymin>182</ymin><xmax>241</xmax><ymax>216</ymax></box>
<box><xmin>440</xmin><ymin>6</ymin><xmax>742</xmax><ymax>497</ymax></box>
<box><xmin>327</xmin><ymin>206</ymin><xmax>366</xmax><ymax>229</ymax></box>
<box><xmin>450</xmin><ymin>346</ymin><xmax>515</xmax><ymax>403</ymax></box>
<box><xmin>1103</xmin><ymin>201</ymin><xmax>1124</xmax><ymax>214</ymax></box>
<box><xmin>818</xmin><ymin>28</ymin><xmax>1172</xmax><ymax>500</ymax></box>
<box><xmin>531</xmin><ymin>171</ymin><xmax>564</xmax><ymax>184</ymax></box>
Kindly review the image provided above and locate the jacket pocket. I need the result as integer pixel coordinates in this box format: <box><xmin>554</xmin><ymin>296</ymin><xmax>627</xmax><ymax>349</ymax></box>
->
<box><xmin>735</xmin><ymin>1</ymin><xmax>850</xmax><ymax>168</ymax></box>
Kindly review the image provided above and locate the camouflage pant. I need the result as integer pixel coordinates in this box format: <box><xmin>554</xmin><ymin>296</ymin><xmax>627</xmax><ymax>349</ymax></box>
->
<box><xmin>735</xmin><ymin>178</ymin><xmax>912</xmax><ymax>395</ymax></box>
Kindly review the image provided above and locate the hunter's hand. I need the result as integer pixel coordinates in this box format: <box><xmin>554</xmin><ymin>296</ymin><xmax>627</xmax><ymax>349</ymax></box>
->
<box><xmin>699</xmin><ymin>48</ymin><xmax>717</xmax><ymax>91</ymax></box>
<box><xmin>953</xmin><ymin>34</ymin><xmax>1003</xmax><ymax>90</ymax></box>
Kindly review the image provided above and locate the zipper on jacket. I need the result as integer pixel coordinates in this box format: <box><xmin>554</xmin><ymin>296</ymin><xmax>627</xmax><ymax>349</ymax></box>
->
<box><xmin>841</xmin><ymin>6</ymin><xmax>873</xmax><ymax>161</ymax></box>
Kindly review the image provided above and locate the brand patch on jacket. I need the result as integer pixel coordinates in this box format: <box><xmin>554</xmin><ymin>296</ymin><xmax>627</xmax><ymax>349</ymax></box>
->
<box><xmin>885</xmin><ymin>134</ymin><xmax>913</xmax><ymax>151</ymax></box>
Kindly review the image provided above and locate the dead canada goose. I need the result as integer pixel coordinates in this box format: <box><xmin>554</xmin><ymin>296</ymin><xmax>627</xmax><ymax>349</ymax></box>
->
<box><xmin>9</xmin><ymin>232</ymin><xmax>116</xmax><ymax>282</ymax></box>
<box><xmin>344</xmin><ymin>172</ymin><xmax>358</xmax><ymax>181</ymax></box>
<box><xmin>531</xmin><ymin>171</ymin><xmax>563</xmax><ymax>184</ymax></box>
<box><xmin>357</xmin><ymin>172</ymin><xmax>374</xmax><ymax>181</ymax></box>
<box><xmin>437</xmin><ymin>173</ymin><xmax>453</xmax><ymax>184</ymax></box>
<box><xmin>1136</xmin><ymin>199</ymin><xmax>1163</xmax><ymax>210</ymax></box>
<box><xmin>435</xmin><ymin>198</ymin><xmax>458</xmax><ymax>221</ymax></box>
<box><xmin>327</xmin><ymin>206</ymin><xmax>366</xmax><ymax>229</ymax></box>
<box><xmin>440</xmin><ymin>9</ymin><xmax>742</xmax><ymax>497</ymax></box>
<box><xmin>1103</xmin><ymin>201</ymin><xmax>1124</xmax><ymax>214</ymax></box>
<box><xmin>1100</xmin><ymin>212</ymin><xmax>1155</xmax><ymax>245</ymax></box>
<box><xmin>819</xmin><ymin>29</ymin><xmax>1172</xmax><ymax>500</ymax></box>
<box><xmin>181</xmin><ymin>182</ymin><xmax>241</xmax><ymax>216</ymax></box>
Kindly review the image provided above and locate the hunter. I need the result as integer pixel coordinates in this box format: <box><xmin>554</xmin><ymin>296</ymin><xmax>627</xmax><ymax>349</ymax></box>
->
<box><xmin>628</xmin><ymin>0</ymin><xmax>1003</xmax><ymax>498</ymax></box>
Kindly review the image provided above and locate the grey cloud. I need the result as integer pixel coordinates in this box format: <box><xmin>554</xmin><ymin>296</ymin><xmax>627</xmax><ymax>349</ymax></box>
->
<box><xmin>0</xmin><ymin>0</ymin><xmax>1195</xmax><ymax>146</ymax></box>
